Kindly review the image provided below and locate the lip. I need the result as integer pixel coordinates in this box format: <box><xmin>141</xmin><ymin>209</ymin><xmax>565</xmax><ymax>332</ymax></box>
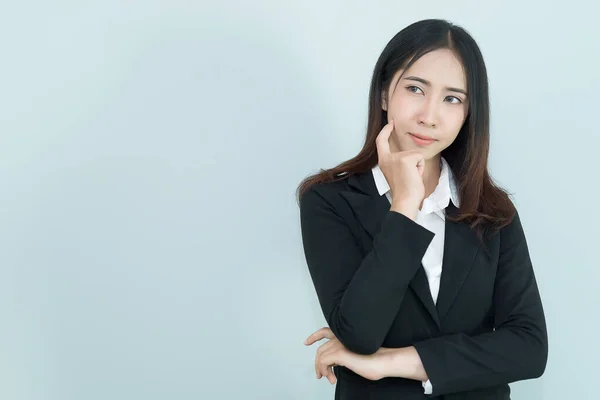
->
<box><xmin>408</xmin><ymin>132</ymin><xmax>437</xmax><ymax>146</ymax></box>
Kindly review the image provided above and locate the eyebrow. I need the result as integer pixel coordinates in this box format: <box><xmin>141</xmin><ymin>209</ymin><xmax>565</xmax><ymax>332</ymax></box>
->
<box><xmin>403</xmin><ymin>75</ymin><xmax>468</xmax><ymax>96</ymax></box>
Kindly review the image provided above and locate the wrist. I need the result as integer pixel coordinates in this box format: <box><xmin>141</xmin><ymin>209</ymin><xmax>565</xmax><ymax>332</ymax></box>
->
<box><xmin>390</xmin><ymin>201</ymin><xmax>419</xmax><ymax>220</ymax></box>
<box><xmin>374</xmin><ymin>347</ymin><xmax>395</xmax><ymax>379</ymax></box>
<box><xmin>378</xmin><ymin>347</ymin><xmax>428</xmax><ymax>381</ymax></box>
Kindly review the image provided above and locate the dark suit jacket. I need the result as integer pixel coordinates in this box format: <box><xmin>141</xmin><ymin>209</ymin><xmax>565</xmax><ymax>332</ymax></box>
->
<box><xmin>299</xmin><ymin>169</ymin><xmax>548</xmax><ymax>399</ymax></box>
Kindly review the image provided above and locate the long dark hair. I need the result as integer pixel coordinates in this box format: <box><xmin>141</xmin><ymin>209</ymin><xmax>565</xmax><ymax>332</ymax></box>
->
<box><xmin>296</xmin><ymin>19</ymin><xmax>515</xmax><ymax>239</ymax></box>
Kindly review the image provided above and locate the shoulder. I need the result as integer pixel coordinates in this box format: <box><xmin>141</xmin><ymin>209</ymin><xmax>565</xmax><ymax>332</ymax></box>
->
<box><xmin>498</xmin><ymin>202</ymin><xmax>528</xmax><ymax>249</ymax></box>
<box><xmin>300</xmin><ymin>173</ymin><xmax>351</xmax><ymax>210</ymax></box>
<box><xmin>299</xmin><ymin>170</ymin><xmax>357</xmax><ymax>202</ymax></box>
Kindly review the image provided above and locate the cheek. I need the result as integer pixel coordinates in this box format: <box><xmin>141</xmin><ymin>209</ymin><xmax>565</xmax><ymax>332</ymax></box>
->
<box><xmin>445</xmin><ymin>109</ymin><xmax>467</xmax><ymax>134</ymax></box>
<box><xmin>389</xmin><ymin>96</ymin><xmax>415</xmax><ymax>122</ymax></box>
<box><xmin>433</xmin><ymin>112</ymin><xmax>465</xmax><ymax>147</ymax></box>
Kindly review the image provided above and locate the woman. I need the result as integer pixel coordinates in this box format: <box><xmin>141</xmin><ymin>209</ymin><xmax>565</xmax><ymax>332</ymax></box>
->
<box><xmin>296</xmin><ymin>19</ymin><xmax>547</xmax><ymax>399</ymax></box>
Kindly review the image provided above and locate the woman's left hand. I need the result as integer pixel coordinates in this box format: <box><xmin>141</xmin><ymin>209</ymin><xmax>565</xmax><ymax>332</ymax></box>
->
<box><xmin>304</xmin><ymin>327</ymin><xmax>387</xmax><ymax>384</ymax></box>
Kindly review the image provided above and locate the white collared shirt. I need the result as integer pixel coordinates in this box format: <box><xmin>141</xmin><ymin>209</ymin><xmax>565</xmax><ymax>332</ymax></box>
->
<box><xmin>371</xmin><ymin>156</ymin><xmax>460</xmax><ymax>395</ymax></box>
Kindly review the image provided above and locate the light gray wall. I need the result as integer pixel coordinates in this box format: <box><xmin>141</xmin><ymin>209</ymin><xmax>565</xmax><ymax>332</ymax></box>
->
<box><xmin>1</xmin><ymin>1</ymin><xmax>597</xmax><ymax>399</ymax></box>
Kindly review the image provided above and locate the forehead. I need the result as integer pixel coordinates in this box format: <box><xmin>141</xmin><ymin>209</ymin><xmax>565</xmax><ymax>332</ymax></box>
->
<box><xmin>400</xmin><ymin>49</ymin><xmax>466</xmax><ymax>89</ymax></box>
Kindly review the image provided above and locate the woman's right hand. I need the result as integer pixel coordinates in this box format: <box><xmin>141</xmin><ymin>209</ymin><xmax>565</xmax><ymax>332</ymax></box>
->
<box><xmin>375</xmin><ymin>120</ymin><xmax>425</xmax><ymax>220</ymax></box>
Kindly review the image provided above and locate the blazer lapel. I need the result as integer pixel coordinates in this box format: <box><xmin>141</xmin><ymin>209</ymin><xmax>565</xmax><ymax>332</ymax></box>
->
<box><xmin>435</xmin><ymin>204</ymin><xmax>482</xmax><ymax>322</ymax></box>
<box><xmin>409</xmin><ymin>267</ymin><xmax>441</xmax><ymax>328</ymax></box>
<box><xmin>339</xmin><ymin>171</ymin><xmax>441</xmax><ymax>328</ymax></box>
<box><xmin>338</xmin><ymin>170</ymin><xmax>390</xmax><ymax>239</ymax></box>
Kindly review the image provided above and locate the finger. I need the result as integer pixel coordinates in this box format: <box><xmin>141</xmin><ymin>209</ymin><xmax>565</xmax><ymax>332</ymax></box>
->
<box><xmin>325</xmin><ymin>365</ymin><xmax>337</xmax><ymax>385</ymax></box>
<box><xmin>401</xmin><ymin>150</ymin><xmax>426</xmax><ymax>169</ymax></box>
<box><xmin>304</xmin><ymin>327</ymin><xmax>334</xmax><ymax>346</ymax></box>
<box><xmin>401</xmin><ymin>149</ymin><xmax>425</xmax><ymax>160</ymax></box>
<box><xmin>305</xmin><ymin>330</ymin><xmax>326</xmax><ymax>346</ymax></box>
<box><xmin>375</xmin><ymin>120</ymin><xmax>394</xmax><ymax>156</ymax></box>
<box><xmin>317</xmin><ymin>339</ymin><xmax>336</xmax><ymax>357</ymax></box>
<box><xmin>320</xmin><ymin>350</ymin><xmax>340</xmax><ymax>384</ymax></box>
<box><xmin>325</xmin><ymin>363</ymin><xmax>338</xmax><ymax>385</ymax></box>
<box><xmin>329</xmin><ymin>365</ymin><xmax>337</xmax><ymax>385</ymax></box>
<box><xmin>318</xmin><ymin>349</ymin><xmax>336</xmax><ymax>382</ymax></box>
<box><xmin>315</xmin><ymin>340</ymin><xmax>336</xmax><ymax>378</ymax></box>
<box><xmin>417</xmin><ymin>156</ymin><xmax>425</xmax><ymax>176</ymax></box>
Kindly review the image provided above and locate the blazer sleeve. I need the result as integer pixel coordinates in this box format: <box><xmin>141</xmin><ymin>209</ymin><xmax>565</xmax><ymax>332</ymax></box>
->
<box><xmin>413</xmin><ymin>210</ymin><xmax>548</xmax><ymax>396</ymax></box>
<box><xmin>299</xmin><ymin>186</ymin><xmax>435</xmax><ymax>355</ymax></box>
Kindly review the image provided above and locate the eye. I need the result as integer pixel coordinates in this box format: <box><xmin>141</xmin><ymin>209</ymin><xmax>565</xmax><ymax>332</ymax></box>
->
<box><xmin>445</xmin><ymin>96</ymin><xmax>462</xmax><ymax>104</ymax></box>
<box><xmin>406</xmin><ymin>85</ymin><xmax>424</xmax><ymax>94</ymax></box>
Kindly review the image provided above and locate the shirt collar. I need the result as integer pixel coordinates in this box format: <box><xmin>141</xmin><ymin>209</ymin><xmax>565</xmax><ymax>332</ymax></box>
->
<box><xmin>371</xmin><ymin>156</ymin><xmax>460</xmax><ymax>214</ymax></box>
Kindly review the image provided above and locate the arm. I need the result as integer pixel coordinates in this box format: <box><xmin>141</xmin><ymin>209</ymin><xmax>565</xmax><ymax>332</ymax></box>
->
<box><xmin>299</xmin><ymin>187</ymin><xmax>434</xmax><ymax>355</ymax></box>
<box><xmin>384</xmin><ymin>210</ymin><xmax>548</xmax><ymax>396</ymax></box>
<box><xmin>377</xmin><ymin>346</ymin><xmax>429</xmax><ymax>381</ymax></box>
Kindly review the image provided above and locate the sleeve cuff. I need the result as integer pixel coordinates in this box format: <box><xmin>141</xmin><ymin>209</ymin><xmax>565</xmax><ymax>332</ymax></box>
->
<box><xmin>422</xmin><ymin>379</ymin><xmax>433</xmax><ymax>395</ymax></box>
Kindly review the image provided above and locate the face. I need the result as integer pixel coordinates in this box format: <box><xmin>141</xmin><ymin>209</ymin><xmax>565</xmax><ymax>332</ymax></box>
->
<box><xmin>382</xmin><ymin>49</ymin><xmax>469</xmax><ymax>159</ymax></box>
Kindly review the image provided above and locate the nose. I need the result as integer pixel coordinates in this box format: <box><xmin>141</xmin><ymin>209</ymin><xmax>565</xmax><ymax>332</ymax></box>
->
<box><xmin>417</xmin><ymin>97</ymin><xmax>440</xmax><ymax>128</ymax></box>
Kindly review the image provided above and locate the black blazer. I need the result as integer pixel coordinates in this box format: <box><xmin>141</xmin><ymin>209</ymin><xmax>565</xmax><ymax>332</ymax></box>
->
<box><xmin>299</xmin><ymin>169</ymin><xmax>548</xmax><ymax>400</ymax></box>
